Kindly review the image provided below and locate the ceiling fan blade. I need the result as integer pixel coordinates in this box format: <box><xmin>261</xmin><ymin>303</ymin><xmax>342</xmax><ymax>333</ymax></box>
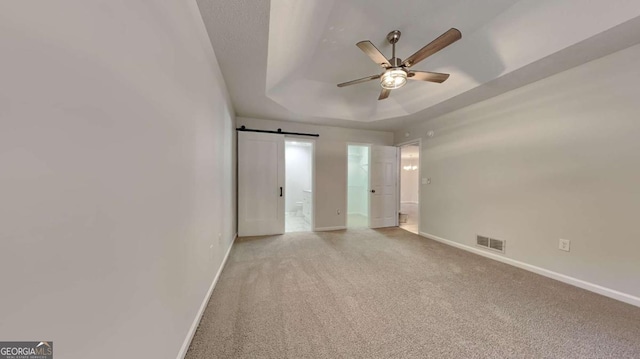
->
<box><xmin>407</xmin><ymin>71</ymin><xmax>450</xmax><ymax>83</ymax></box>
<box><xmin>337</xmin><ymin>74</ymin><xmax>381</xmax><ymax>88</ymax></box>
<box><xmin>402</xmin><ymin>28</ymin><xmax>461</xmax><ymax>68</ymax></box>
<box><xmin>356</xmin><ymin>41</ymin><xmax>392</xmax><ymax>68</ymax></box>
<box><xmin>378</xmin><ymin>88</ymin><xmax>391</xmax><ymax>100</ymax></box>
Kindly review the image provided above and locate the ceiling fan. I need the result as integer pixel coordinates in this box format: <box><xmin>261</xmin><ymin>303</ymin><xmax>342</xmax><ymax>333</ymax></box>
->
<box><xmin>337</xmin><ymin>28</ymin><xmax>462</xmax><ymax>100</ymax></box>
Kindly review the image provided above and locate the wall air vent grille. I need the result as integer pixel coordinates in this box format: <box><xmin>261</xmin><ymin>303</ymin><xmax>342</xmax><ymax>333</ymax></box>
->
<box><xmin>489</xmin><ymin>238</ymin><xmax>505</xmax><ymax>252</ymax></box>
<box><xmin>476</xmin><ymin>235</ymin><xmax>490</xmax><ymax>247</ymax></box>
<box><xmin>476</xmin><ymin>235</ymin><xmax>505</xmax><ymax>253</ymax></box>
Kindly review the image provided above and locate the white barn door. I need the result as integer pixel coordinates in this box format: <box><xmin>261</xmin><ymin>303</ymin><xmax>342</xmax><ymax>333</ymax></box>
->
<box><xmin>370</xmin><ymin>145</ymin><xmax>398</xmax><ymax>228</ymax></box>
<box><xmin>238</xmin><ymin>132</ymin><xmax>285</xmax><ymax>236</ymax></box>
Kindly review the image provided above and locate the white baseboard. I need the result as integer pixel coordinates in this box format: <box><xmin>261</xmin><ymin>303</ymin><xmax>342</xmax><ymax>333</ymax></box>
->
<box><xmin>177</xmin><ymin>233</ymin><xmax>237</xmax><ymax>359</ymax></box>
<box><xmin>419</xmin><ymin>231</ymin><xmax>640</xmax><ymax>308</ymax></box>
<box><xmin>314</xmin><ymin>226</ymin><xmax>347</xmax><ymax>231</ymax></box>
<box><xmin>400</xmin><ymin>201</ymin><xmax>419</xmax><ymax>204</ymax></box>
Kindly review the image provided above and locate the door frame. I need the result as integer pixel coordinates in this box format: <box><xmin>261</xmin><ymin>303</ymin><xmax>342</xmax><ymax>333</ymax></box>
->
<box><xmin>345</xmin><ymin>142</ymin><xmax>372</xmax><ymax>228</ymax></box>
<box><xmin>285</xmin><ymin>136</ymin><xmax>317</xmax><ymax>231</ymax></box>
<box><xmin>396</xmin><ymin>138</ymin><xmax>422</xmax><ymax>234</ymax></box>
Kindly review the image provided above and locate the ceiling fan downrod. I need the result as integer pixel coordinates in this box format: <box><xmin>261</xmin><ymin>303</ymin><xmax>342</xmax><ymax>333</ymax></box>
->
<box><xmin>386</xmin><ymin>30</ymin><xmax>402</xmax><ymax>67</ymax></box>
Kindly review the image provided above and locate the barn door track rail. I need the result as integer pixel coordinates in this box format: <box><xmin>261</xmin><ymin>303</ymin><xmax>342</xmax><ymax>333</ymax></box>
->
<box><xmin>236</xmin><ymin>125</ymin><xmax>319</xmax><ymax>137</ymax></box>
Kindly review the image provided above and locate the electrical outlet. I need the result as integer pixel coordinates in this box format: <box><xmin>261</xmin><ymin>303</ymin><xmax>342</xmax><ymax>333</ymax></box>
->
<box><xmin>337</xmin><ymin>209</ymin><xmax>341</xmax><ymax>215</ymax></box>
<box><xmin>559</xmin><ymin>238</ymin><xmax>570</xmax><ymax>252</ymax></box>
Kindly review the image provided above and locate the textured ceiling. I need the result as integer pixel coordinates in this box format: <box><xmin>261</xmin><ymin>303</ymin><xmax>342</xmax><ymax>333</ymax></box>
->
<box><xmin>197</xmin><ymin>0</ymin><xmax>640</xmax><ymax>131</ymax></box>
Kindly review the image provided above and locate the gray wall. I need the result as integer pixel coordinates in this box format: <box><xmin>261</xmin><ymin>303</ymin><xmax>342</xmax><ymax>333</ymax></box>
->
<box><xmin>0</xmin><ymin>1</ymin><xmax>236</xmax><ymax>358</ymax></box>
<box><xmin>395</xmin><ymin>44</ymin><xmax>640</xmax><ymax>298</ymax></box>
<box><xmin>238</xmin><ymin>117</ymin><xmax>393</xmax><ymax>229</ymax></box>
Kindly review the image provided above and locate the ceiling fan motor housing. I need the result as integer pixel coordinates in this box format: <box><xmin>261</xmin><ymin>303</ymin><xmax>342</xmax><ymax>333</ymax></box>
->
<box><xmin>389</xmin><ymin>57</ymin><xmax>403</xmax><ymax>67</ymax></box>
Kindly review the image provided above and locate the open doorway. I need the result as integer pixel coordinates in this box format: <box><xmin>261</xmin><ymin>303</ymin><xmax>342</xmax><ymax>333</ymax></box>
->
<box><xmin>399</xmin><ymin>143</ymin><xmax>420</xmax><ymax>234</ymax></box>
<box><xmin>285</xmin><ymin>139</ymin><xmax>314</xmax><ymax>232</ymax></box>
<box><xmin>347</xmin><ymin>144</ymin><xmax>370</xmax><ymax>228</ymax></box>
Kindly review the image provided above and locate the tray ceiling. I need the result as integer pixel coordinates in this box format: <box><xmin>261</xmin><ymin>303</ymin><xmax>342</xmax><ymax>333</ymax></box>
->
<box><xmin>197</xmin><ymin>0</ymin><xmax>640</xmax><ymax>130</ymax></box>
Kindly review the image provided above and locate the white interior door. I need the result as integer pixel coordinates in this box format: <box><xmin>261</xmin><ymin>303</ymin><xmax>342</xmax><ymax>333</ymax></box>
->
<box><xmin>370</xmin><ymin>145</ymin><xmax>399</xmax><ymax>228</ymax></box>
<box><xmin>238</xmin><ymin>132</ymin><xmax>285</xmax><ymax>236</ymax></box>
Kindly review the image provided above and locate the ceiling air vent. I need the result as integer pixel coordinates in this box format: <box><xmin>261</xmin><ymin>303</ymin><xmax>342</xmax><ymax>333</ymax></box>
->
<box><xmin>477</xmin><ymin>235</ymin><xmax>505</xmax><ymax>253</ymax></box>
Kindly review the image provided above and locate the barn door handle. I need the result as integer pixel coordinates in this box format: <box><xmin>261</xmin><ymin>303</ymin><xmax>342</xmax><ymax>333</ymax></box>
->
<box><xmin>280</xmin><ymin>187</ymin><xmax>283</xmax><ymax>197</ymax></box>
<box><xmin>370</xmin><ymin>189</ymin><xmax>376</xmax><ymax>193</ymax></box>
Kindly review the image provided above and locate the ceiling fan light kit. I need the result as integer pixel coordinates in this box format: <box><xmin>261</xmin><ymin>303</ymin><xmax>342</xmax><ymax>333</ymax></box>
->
<box><xmin>338</xmin><ymin>28</ymin><xmax>462</xmax><ymax>100</ymax></box>
<box><xmin>381</xmin><ymin>68</ymin><xmax>407</xmax><ymax>89</ymax></box>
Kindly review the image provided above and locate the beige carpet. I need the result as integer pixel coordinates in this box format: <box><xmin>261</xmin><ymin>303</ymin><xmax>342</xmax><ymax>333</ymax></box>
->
<box><xmin>186</xmin><ymin>228</ymin><xmax>640</xmax><ymax>359</ymax></box>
